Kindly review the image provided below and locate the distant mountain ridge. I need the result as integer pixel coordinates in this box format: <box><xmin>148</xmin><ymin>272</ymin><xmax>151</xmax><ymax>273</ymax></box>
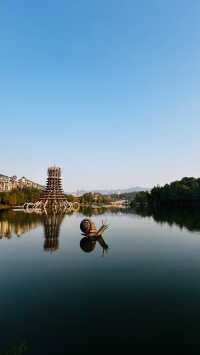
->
<box><xmin>73</xmin><ymin>187</ymin><xmax>150</xmax><ymax>196</ymax></box>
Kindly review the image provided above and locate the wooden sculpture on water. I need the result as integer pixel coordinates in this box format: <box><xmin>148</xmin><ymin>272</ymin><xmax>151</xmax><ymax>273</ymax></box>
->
<box><xmin>80</xmin><ymin>218</ymin><xmax>109</xmax><ymax>254</ymax></box>
<box><xmin>24</xmin><ymin>167</ymin><xmax>79</xmax><ymax>213</ymax></box>
<box><xmin>80</xmin><ymin>218</ymin><xmax>109</xmax><ymax>237</ymax></box>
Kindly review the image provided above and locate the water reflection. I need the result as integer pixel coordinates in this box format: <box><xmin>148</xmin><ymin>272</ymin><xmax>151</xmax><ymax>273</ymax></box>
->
<box><xmin>80</xmin><ymin>206</ymin><xmax>109</xmax><ymax>217</ymax></box>
<box><xmin>0</xmin><ymin>210</ymin><xmax>111</xmax><ymax>254</ymax></box>
<box><xmin>0</xmin><ymin>210</ymin><xmax>42</xmax><ymax>239</ymax></box>
<box><xmin>43</xmin><ymin>213</ymin><xmax>65</xmax><ymax>252</ymax></box>
<box><xmin>0</xmin><ymin>210</ymin><xmax>64</xmax><ymax>253</ymax></box>
<box><xmin>2</xmin><ymin>207</ymin><xmax>200</xmax><ymax>255</ymax></box>
<box><xmin>80</xmin><ymin>235</ymin><xmax>109</xmax><ymax>255</ymax></box>
<box><xmin>134</xmin><ymin>206</ymin><xmax>200</xmax><ymax>232</ymax></box>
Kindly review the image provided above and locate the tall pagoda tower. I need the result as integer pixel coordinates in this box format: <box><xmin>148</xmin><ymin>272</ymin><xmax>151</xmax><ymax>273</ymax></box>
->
<box><xmin>39</xmin><ymin>167</ymin><xmax>67</xmax><ymax>210</ymax></box>
<box><xmin>41</xmin><ymin>167</ymin><xmax>65</xmax><ymax>203</ymax></box>
<box><xmin>24</xmin><ymin>166</ymin><xmax>79</xmax><ymax>212</ymax></box>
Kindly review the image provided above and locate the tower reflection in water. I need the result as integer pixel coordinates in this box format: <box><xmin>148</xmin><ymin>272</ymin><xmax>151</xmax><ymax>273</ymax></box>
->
<box><xmin>0</xmin><ymin>212</ymin><xmax>110</xmax><ymax>254</ymax></box>
<box><xmin>43</xmin><ymin>213</ymin><xmax>65</xmax><ymax>252</ymax></box>
<box><xmin>0</xmin><ymin>210</ymin><xmax>65</xmax><ymax>253</ymax></box>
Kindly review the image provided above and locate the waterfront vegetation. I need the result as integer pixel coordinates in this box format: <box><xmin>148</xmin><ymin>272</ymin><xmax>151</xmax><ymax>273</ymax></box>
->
<box><xmin>80</xmin><ymin>192</ymin><xmax>113</xmax><ymax>205</ymax></box>
<box><xmin>0</xmin><ymin>189</ymin><xmax>130</xmax><ymax>209</ymax></box>
<box><xmin>131</xmin><ymin>177</ymin><xmax>200</xmax><ymax>207</ymax></box>
<box><xmin>0</xmin><ymin>204</ymin><xmax>10</xmax><ymax>210</ymax></box>
<box><xmin>1</xmin><ymin>177</ymin><xmax>200</xmax><ymax>211</ymax></box>
<box><xmin>0</xmin><ymin>188</ymin><xmax>42</xmax><ymax>208</ymax></box>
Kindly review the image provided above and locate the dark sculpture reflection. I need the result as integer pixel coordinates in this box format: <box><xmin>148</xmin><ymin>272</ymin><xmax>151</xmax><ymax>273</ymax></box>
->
<box><xmin>43</xmin><ymin>213</ymin><xmax>65</xmax><ymax>252</ymax></box>
<box><xmin>80</xmin><ymin>218</ymin><xmax>109</xmax><ymax>255</ymax></box>
<box><xmin>80</xmin><ymin>235</ymin><xmax>109</xmax><ymax>255</ymax></box>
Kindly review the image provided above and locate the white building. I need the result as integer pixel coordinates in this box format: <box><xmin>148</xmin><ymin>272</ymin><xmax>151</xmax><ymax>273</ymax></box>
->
<box><xmin>0</xmin><ymin>174</ymin><xmax>43</xmax><ymax>192</ymax></box>
<box><xmin>0</xmin><ymin>174</ymin><xmax>13</xmax><ymax>192</ymax></box>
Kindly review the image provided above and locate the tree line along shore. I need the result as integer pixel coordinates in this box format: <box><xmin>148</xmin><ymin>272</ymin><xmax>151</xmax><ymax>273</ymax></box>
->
<box><xmin>131</xmin><ymin>177</ymin><xmax>200</xmax><ymax>208</ymax></box>
<box><xmin>0</xmin><ymin>188</ymin><xmax>134</xmax><ymax>210</ymax></box>
<box><xmin>0</xmin><ymin>177</ymin><xmax>200</xmax><ymax>211</ymax></box>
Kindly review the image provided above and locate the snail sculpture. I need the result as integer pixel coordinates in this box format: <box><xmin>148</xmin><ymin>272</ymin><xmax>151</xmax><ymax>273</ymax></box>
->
<box><xmin>80</xmin><ymin>219</ymin><xmax>97</xmax><ymax>236</ymax></box>
<box><xmin>80</xmin><ymin>219</ymin><xmax>108</xmax><ymax>237</ymax></box>
<box><xmin>80</xmin><ymin>219</ymin><xmax>109</xmax><ymax>254</ymax></box>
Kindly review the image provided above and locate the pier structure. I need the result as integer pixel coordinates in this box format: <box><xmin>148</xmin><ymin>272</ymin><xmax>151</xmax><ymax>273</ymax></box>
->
<box><xmin>24</xmin><ymin>167</ymin><xmax>79</xmax><ymax>213</ymax></box>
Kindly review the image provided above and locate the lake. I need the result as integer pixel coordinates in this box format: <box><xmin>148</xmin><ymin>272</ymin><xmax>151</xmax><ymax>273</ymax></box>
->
<box><xmin>1</xmin><ymin>208</ymin><xmax>200</xmax><ymax>354</ymax></box>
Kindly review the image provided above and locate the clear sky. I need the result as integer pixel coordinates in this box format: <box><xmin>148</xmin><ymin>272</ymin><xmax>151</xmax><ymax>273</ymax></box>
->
<box><xmin>1</xmin><ymin>0</ymin><xmax>200</xmax><ymax>191</ymax></box>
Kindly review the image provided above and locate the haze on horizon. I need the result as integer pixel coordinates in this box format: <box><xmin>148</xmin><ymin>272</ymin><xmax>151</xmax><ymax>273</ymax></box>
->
<box><xmin>1</xmin><ymin>0</ymin><xmax>200</xmax><ymax>191</ymax></box>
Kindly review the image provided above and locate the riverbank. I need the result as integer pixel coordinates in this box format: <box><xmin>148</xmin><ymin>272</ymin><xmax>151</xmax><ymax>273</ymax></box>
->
<box><xmin>80</xmin><ymin>203</ymin><xmax>128</xmax><ymax>209</ymax></box>
<box><xmin>132</xmin><ymin>177</ymin><xmax>200</xmax><ymax>208</ymax></box>
<box><xmin>0</xmin><ymin>204</ymin><xmax>11</xmax><ymax>211</ymax></box>
<box><xmin>0</xmin><ymin>203</ymin><xmax>129</xmax><ymax>213</ymax></box>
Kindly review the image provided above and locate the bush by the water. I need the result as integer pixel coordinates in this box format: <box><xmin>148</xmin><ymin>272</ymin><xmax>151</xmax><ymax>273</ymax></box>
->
<box><xmin>0</xmin><ymin>189</ymin><xmax>113</xmax><ymax>208</ymax></box>
<box><xmin>0</xmin><ymin>188</ymin><xmax>43</xmax><ymax>207</ymax></box>
<box><xmin>132</xmin><ymin>177</ymin><xmax>200</xmax><ymax>207</ymax></box>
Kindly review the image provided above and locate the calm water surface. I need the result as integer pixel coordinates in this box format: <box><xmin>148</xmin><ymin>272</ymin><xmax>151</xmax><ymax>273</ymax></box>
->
<box><xmin>1</xmin><ymin>208</ymin><xmax>200</xmax><ymax>354</ymax></box>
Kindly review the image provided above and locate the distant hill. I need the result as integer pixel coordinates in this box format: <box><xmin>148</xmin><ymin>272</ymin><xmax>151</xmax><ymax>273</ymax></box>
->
<box><xmin>74</xmin><ymin>187</ymin><xmax>150</xmax><ymax>196</ymax></box>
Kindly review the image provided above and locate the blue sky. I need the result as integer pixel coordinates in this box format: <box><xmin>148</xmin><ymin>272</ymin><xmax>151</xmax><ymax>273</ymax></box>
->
<box><xmin>1</xmin><ymin>0</ymin><xmax>200</xmax><ymax>191</ymax></box>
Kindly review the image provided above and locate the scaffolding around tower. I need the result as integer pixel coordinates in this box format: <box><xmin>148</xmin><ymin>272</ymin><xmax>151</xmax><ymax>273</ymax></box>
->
<box><xmin>24</xmin><ymin>167</ymin><xmax>79</xmax><ymax>213</ymax></box>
